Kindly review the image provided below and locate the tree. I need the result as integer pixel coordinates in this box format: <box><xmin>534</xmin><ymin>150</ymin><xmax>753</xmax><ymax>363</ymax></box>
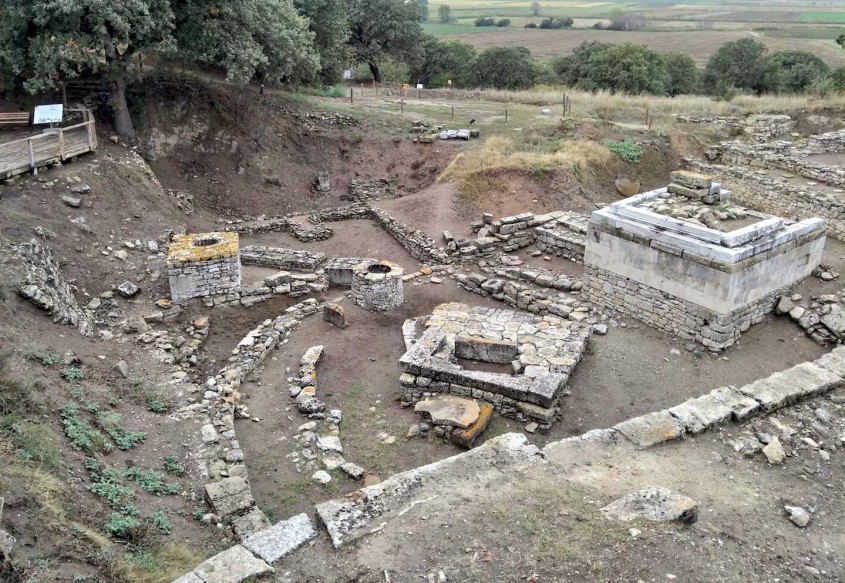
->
<box><xmin>539</xmin><ymin>17</ymin><xmax>573</xmax><ymax>29</ymax></box>
<box><xmin>552</xmin><ymin>41</ymin><xmax>610</xmax><ymax>86</ymax></box>
<box><xmin>771</xmin><ymin>50</ymin><xmax>829</xmax><ymax>93</ymax></box>
<box><xmin>172</xmin><ymin>0</ymin><xmax>319</xmax><ymax>86</ymax></box>
<box><xmin>0</xmin><ymin>0</ymin><xmax>174</xmax><ymax>138</ymax></box>
<box><xmin>347</xmin><ymin>0</ymin><xmax>423</xmax><ymax>82</ymax></box>
<box><xmin>497</xmin><ymin>18</ymin><xmax>511</xmax><ymax>27</ymax></box>
<box><xmin>829</xmin><ymin>66</ymin><xmax>845</xmax><ymax>90</ymax></box>
<box><xmin>663</xmin><ymin>52</ymin><xmax>700</xmax><ymax>97</ymax></box>
<box><xmin>531</xmin><ymin>1</ymin><xmax>541</xmax><ymax>16</ymax></box>
<box><xmin>703</xmin><ymin>38</ymin><xmax>775</xmax><ymax>94</ymax></box>
<box><xmin>475</xmin><ymin>17</ymin><xmax>496</xmax><ymax>27</ymax></box>
<box><xmin>407</xmin><ymin>36</ymin><xmax>475</xmax><ymax>86</ymax></box>
<box><xmin>294</xmin><ymin>0</ymin><xmax>350</xmax><ymax>84</ymax></box>
<box><xmin>837</xmin><ymin>32</ymin><xmax>845</xmax><ymax>50</ymax></box>
<box><xmin>437</xmin><ymin>4</ymin><xmax>451</xmax><ymax>23</ymax></box>
<box><xmin>470</xmin><ymin>46</ymin><xmax>537</xmax><ymax>90</ymax></box>
<box><xmin>417</xmin><ymin>0</ymin><xmax>429</xmax><ymax>22</ymax></box>
<box><xmin>578</xmin><ymin>43</ymin><xmax>667</xmax><ymax>94</ymax></box>
<box><xmin>607</xmin><ymin>13</ymin><xmax>646</xmax><ymax>31</ymax></box>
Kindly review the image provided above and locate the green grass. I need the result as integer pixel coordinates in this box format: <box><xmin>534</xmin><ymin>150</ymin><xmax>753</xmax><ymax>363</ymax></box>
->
<box><xmin>798</xmin><ymin>11</ymin><xmax>845</xmax><ymax>23</ymax></box>
<box><xmin>603</xmin><ymin>139</ymin><xmax>643</xmax><ymax>162</ymax></box>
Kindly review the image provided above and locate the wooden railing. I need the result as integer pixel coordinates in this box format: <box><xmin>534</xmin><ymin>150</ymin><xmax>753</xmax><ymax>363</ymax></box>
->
<box><xmin>0</xmin><ymin>110</ymin><xmax>97</xmax><ymax>179</ymax></box>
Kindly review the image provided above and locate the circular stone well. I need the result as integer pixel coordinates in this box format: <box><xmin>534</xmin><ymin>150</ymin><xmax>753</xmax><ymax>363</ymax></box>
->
<box><xmin>351</xmin><ymin>259</ymin><xmax>404</xmax><ymax>311</ymax></box>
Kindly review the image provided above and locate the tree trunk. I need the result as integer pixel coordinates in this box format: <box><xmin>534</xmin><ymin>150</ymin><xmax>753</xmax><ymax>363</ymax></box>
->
<box><xmin>368</xmin><ymin>62</ymin><xmax>382</xmax><ymax>83</ymax></box>
<box><xmin>109</xmin><ymin>78</ymin><xmax>135</xmax><ymax>139</ymax></box>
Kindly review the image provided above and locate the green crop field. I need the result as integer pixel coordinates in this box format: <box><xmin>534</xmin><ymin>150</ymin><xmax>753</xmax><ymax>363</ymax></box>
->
<box><xmin>424</xmin><ymin>0</ymin><xmax>845</xmax><ymax>67</ymax></box>
<box><xmin>798</xmin><ymin>11</ymin><xmax>845</xmax><ymax>23</ymax></box>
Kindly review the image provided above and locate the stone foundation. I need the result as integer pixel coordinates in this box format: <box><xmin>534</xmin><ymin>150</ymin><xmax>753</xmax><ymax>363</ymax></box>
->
<box><xmin>167</xmin><ymin>232</ymin><xmax>241</xmax><ymax>304</ymax></box>
<box><xmin>351</xmin><ymin>259</ymin><xmax>404</xmax><ymax>311</ymax></box>
<box><xmin>584</xmin><ymin>263</ymin><xmax>795</xmax><ymax>350</ymax></box>
<box><xmin>240</xmin><ymin>245</ymin><xmax>326</xmax><ymax>270</ymax></box>
<box><xmin>584</xmin><ymin>183</ymin><xmax>825</xmax><ymax>350</ymax></box>
<box><xmin>399</xmin><ymin>303</ymin><xmax>592</xmax><ymax>425</ymax></box>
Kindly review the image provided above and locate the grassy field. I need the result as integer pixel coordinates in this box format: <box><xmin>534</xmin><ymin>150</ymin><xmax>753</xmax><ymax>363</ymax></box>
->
<box><xmin>426</xmin><ymin>0</ymin><xmax>845</xmax><ymax>64</ymax></box>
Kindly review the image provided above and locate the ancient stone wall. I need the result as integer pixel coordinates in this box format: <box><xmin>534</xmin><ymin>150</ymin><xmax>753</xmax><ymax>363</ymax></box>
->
<box><xmin>370</xmin><ymin>207</ymin><xmax>451</xmax><ymax>264</ymax></box>
<box><xmin>9</xmin><ymin>239</ymin><xmax>94</xmax><ymax>335</ymax></box>
<box><xmin>687</xmin><ymin>159</ymin><xmax>845</xmax><ymax>241</ymax></box>
<box><xmin>240</xmin><ymin>245</ymin><xmax>327</xmax><ymax>270</ymax></box>
<box><xmin>583</xmin><ymin>263</ymin><xmax>794</xmax><ymax>350</ymax></box>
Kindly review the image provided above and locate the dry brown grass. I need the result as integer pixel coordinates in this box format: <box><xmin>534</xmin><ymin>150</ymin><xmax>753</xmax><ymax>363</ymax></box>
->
<box><xmin>475</xmin><ymin>86</ymin><xmax>845</xmax><ymax>118</ymax></box>
<box><xmin>439</xmin><ymin>135</ymin><xmax>610</xmax><ymax>198</ymax></box>
<box><xmin>111</xmin><ymin>543</ymin><xmax>204</xmax><ymax>583</ymax></box>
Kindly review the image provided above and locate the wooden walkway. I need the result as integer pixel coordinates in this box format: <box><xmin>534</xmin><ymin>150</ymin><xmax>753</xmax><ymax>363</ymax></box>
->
<box><xmin>0</xmin><ymin>110</ymin><xmax>97</xmax><ymax>179</ymax></box>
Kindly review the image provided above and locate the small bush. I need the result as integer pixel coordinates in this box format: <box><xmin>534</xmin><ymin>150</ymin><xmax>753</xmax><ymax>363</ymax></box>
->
<box><xmin>61</xmin><ymin>403</ymin><xmax>110</xmax><ymax>452</ymax></box>
<box><xmin>105</xmin><ymin>512</ymin><xmax>141</xmax><ymax>539</ymax></box>
<box><xmin>96</xmin><ymin>411</ymin><xmax>147</xmax><ymax>450</ymax></box>
<box><xmin>123</xmin><ymin>467</ymin><xmax>166</xmax><ymax>495</ymax></box>
<box><xmin>27</xmin><ymin>352</ymin><xmax>64</xmax><ymax>367</ymax></box>
<box><xmin>163</xmin><ymin>455</ymin><xmax>185</xmax><ymax>476</ymax></box>
<box><xmin>603</xmin><ymin>139</ymin><xmax>643</xmax><ymax>163</ymax></box>
<box><xmin>148</xmin><ymin>509</ymin><xmax>172</xmax><ymax>534</ymax></box>
<box><xmin>147</xmin><ymin>398</ymin><xmax>168</xmax><ymax>413</ymax></box>
<box><xmin>2</xmin><ymin>419</ymin><xmax>63</xmax><ymax>473</ymax></box>
<box><xmin>61</xmin><ymin>367</ymin><xmax>84</xmax><ymax>381</ymax></box>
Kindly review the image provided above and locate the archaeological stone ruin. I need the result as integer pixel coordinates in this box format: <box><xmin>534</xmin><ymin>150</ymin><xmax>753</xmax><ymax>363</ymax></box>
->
<box><xmin>583</xmin><ymin>170</ymin><xmax>826</xmax><ymax>350</ymax></box>
<box><xmin>167</xmin><ymin>231</ymin><xmax>242</xmax><ymax>304</ymax></box>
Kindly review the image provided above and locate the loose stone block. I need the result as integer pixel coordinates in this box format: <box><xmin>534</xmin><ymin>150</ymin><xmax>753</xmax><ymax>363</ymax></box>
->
<box><xmin>614</xmin><ymin>410</ymin><xmax>685</xmax><ymax>447</ymax></box>
<box><xmin>415</xmin><ymin>396</ymin><xmax>481</xmax><ymax>428</ymax></box>
<box><xmin>232</xmin><ymin>507</ymin><xmax>272</xmax><ymax>540</ymax></box>
<box><xmin>451</xmin><ymin>403</ymin><xmax>494</xmax><ymax>448</ymax></box>
<box><xmin>192</xmin><ymin>544</ymin><xmax>273</xmax><ymax>583</ymax></box>
<box><xmin>241</xmin><ymin>513</ymin><xmax>317</xmax><ymax>564</ymax></box>
<box><xmin>323</xmin><ymin>302</ymin><xmax>348</xmax><ymax>329</ymax></box>
<box><xmin>204</xmin><ymin>476</ymin><xmax>253</xmax><ymax>518</ymax></box>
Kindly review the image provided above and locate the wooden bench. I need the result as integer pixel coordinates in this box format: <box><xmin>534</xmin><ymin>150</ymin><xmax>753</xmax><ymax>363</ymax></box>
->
<box><xmin>0</xmin><ymin>112</ymin><xmax>31</xmax><ymax>126</ymax></box>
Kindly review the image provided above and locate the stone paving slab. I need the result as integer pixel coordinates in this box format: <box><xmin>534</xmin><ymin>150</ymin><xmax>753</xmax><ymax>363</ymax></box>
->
<box><xmin>814</xmin><ymin>346</ymin><xmax>845</xmax><ymax>377</ymax></box>
<box><xmin>614</xmin><ymin>410</ymin><xmax>685</xmax><ymax>447</ymax></box>
<box><xmin>242</xmin><ymin>513</ymin><xmax>317</xmax><ymax>564</ymax></box>
<box><xmin>737</xmin><ymin>362</ymin><xmax>841</xmax><ymax>411</ymax></box>
<box><xmin>668</xmin><ymin>387</ymin><xmax>759</xmax><ymax>433</ymax></box>
<box><xmin>192</xmin><ymin>544</ymin><xmax>273</xmax><ymax>583</ymax></box>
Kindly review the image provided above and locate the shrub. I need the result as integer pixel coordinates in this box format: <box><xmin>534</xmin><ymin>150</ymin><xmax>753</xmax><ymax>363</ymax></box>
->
<box><xmin>603</xmin><ymin>139</ymin><xmax>644</xmax><ymax>162</ymax></box>
<box><xmin>61</xmin><ymin>403</ymin><xmax>110</xmax><ymax>452</ymax></box>
<box><xmin>148</xmin><ymin>509</ymin><xmax>172</xmax><ymax>534</ymax></box>
<box><xmin>2</xmin><ymin>418</ymin><xmax>63</xmax><ymax>473</ymax></box>
<box><xmin>474</xmin><ymin>16</ymin><xmax>496</xmax><ymax>27</ymax></box>
<box><xmin>105</xmin><ymin>512</ymin><xmax>141</xmax><ymax>539</ymax></box>
<box><xmin>96</xmin><ymin>411</ymin><xmax>147</xmax><ymax>450</ymax></box>
<box><xmin>61</xmin><ymin>367</ymin><xmax>84</xmax><ymax>381</ymax></box>
<box><xmin>163</xmin><ymin>455</ymin><xmax>185</xmax><ymax>476</ymax></box>
<box><xmin>497</xmin><ymin>18</ymin><xmax>511</xmax><ymax>27</ymax></box>
<box><xmin>771</xmin><ymin>50</ymin><xmax>829</xmax><ymax>93</ymax></box>
<box><xmin>147</xmin><ymin>398</ymin><xmax>168</xmax><ymax>413</ymax></box>
<box><xmin>539</xmin><ymin>16</ymin><xmax>572</xmax><ymax>29</ymax></box>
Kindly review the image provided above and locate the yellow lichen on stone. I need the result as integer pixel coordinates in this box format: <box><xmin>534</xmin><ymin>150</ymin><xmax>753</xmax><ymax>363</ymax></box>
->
<box><xmin>167</xmin><ymin>232</ymin><xmax>239</xmax><ymax>263</ymax></box>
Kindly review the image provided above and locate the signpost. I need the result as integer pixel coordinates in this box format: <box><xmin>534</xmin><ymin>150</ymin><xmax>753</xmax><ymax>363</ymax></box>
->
<box><xmin>33</xmin><ymin>104</ymin><xmax>63</xmax><ymax>125</ymax></box>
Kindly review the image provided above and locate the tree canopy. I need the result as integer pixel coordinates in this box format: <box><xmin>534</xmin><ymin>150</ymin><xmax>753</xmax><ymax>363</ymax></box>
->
<box><xmin>0</xmin><ymin>0</ymin><xmax>175</xmax><ymax>137</ymax></box>
<box><xmin>702</xmin><ymin>38</ymin><xmax>778</xmax><ymax>95</ymax></box>
<box><xmin>471</xmin><ymin>46</ymin><xmax>537</xmax><ymax>90</ymax></box>
<box><xmin>347</xmin><ymin>0</ymin><xmax>422</xmax><ymax>82</ymax></box>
